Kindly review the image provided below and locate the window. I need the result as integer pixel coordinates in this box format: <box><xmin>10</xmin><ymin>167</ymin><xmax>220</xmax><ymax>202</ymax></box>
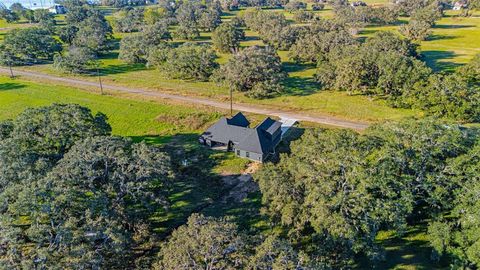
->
<box><xmin>246</xmin><ymin>152</ymin><xmax>250</xmax><ymax>158</ymax></box>
<box><xmin>236</xmin><ymin>150</ymin><xmax>240</xmax><ymax>156</ymax></box>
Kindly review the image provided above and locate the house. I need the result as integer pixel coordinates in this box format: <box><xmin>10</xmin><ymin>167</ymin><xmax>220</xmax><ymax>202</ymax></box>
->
<box><xmin>453</xmin><ymin>0</ymin><xmax>467</xmax><ymax>10</ymax></box>
<box><xmin>2</xmin><ymin>0</ymin><xmax>56</xmax><ymax>10</ymax></box>
<box><xmin>49</xmin><ymin>5</ymin><xmax>66</xmax><ymax>14</ymax></box>
<box><xmin>199</xmin><ymin>113</ymin><xmax>283</xmax><ymax>163</ymax></box>
<box><xmin>350</xmin><ymin>1</ymin><xmax>367</xmax><ymax>7</ymax></box>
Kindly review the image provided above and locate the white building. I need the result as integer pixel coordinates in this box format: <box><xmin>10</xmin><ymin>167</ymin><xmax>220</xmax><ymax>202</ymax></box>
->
<box><xmin>2</xmin><ymin>0</ymin><xmax>56</xmax><ymax>10</ymax></box>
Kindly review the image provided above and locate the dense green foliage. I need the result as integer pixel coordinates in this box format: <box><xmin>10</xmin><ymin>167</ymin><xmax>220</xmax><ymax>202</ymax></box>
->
<box><xmin>0</xmin><ymin>104</ymin><xmax>173</xmax><ymax>269</ymax></box>
<box><xmin>153</xmin><ymin>214</ymin><xmax>309</xmax><ymax>269</ymax></box>
<box><xmin>400</xmin><ymin>4</ymin><xmax>442</xmax><ymax>40</ymax></box>
<box><xmin>212</xmin><ymin>23</ymin><xmax>245</xmax><ymax>53</ymax></box>
<box><xmin>289</xmin><ymin>19</ymin><xmax>356</xmax><ymax>63</ymax></box>
<box><xmin>72</xmin><ymin>10</ymin><xmax>113</xmax><ymax>54</ymax></box>
<box><xmin>333</xmin><ymin>4</ymin><xmax>399</xmax><ymax>31</ymax></box>
<box><xmin>113</xmin><ymin>7</ymin><xmax>145</xmax><ymax>33</ymax></box>
<box><xmin>0</xmin><ymin>28</ymin><xmax>61</xmax><ymax>65</ymax></box>
<box><xmin>1</xmin><ymin>0</ymin><xmax>480</xmax><ymax>267</ymax></box>
<box><xmin>119</xmin><ymin>22</ymin><xmax>171</xmax><ymax>64</ymax></box>
<box><xmin>402</xmin><ymin>73</ymin><xmax>480</xmax><ymax>121</ymax></box>
<box><xmin>214</xmin><ymin>46</ymin><xmax>286</xmax><ymax>98</ymax></box>
<box><xmin>428</xmin><ymin>141</ymin><xmax>480</xmax><ymax>267</ymax></box>
<box><xmin>53</xmin><ymin>46</ymin><xmax>96</xmax><ymax>73</ymax></box>
<box><xmin>149</xmin><ymin>43</ymin><xmax>219</xmax><ymax>81</ymax></box>
<box><xmin>154</xmin><ymin>214</ymin><xmax>247</xmax><ymax>269</ymax></box>
<box><xmin>255</xmin><ymin>118</ymin><xmax>478</xmax><ymax>268</ymax></box>
<box><xmin>315</xmin><ymin>32</ymin><xmax>429</xmax><ymax>95</ymax></box>
<box><xmin>312</xmin><ymin>31</ymin><xmax>480</xmax><ymax>121</ymax></box>
<box><xmin>242</xmin><ymin>9</ymin><xmax>300</xmax><ymax>50</ymax></box>
<box><xmin>175</xmin><ymin>1</ymin><xmax>221</xmax><ymax>40</ymax></box>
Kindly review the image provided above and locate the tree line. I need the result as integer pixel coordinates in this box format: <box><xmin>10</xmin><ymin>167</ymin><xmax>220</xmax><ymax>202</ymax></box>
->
<box><xmin>1</xmin><ymin>0</ymin><xmax>479</xmax><ymax>120</ymax></box>
<box><xmin>2</xmin><ymin>104</ymin><xmax>480</xmax><ymax>268</ymax></box>
<box><xmin>255</xmin><ymin>118</ymin><xmax>480</xmax><ymax>268</ymax></box>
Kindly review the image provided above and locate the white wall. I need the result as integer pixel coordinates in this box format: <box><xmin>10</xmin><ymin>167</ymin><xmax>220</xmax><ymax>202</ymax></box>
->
<box><xmin>2</xmin><ymin>0</ymin><xmax>56</xmax><ymax>10</ymax></box>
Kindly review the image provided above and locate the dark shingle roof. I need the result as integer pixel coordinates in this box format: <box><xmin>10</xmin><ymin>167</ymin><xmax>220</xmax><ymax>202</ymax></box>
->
<box><xmin>236</xmin><ymin>117</ymin><xmax>282</xmax><ymax>154</ymax></box>
<box><xmin>202</xmin><ymin>117</ymin><xmax>252</xmax><ymax>144</ymax></box>
<box><xmin>237</xmin><ymin>129</ymin><xmax>272</xmax><ymax>154</ymax></box>
<box><xmin>227</xmin><ymin>112</ymin><xmax>250</xmax><ymax>127</ymax></box>
<box><xmin>202</xmin><ymin>114</ymin><xmax>282</xmax><ymax>155</ymax></box>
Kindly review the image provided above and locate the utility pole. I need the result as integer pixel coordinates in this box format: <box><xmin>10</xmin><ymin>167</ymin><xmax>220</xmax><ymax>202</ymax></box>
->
<box><xmin>97</xmin><ymin>66</ymin><xmax>104</xmax><ymax>95</ymax></box>
<box><xmin>230</xmin><ymin>87</ymin><xmax>233</xmax><ymax>116</ymax></box>
<box><xmin>8</xmin><ymin>61</ymin><xmax>14</xmax><ymax>79</ymax></box>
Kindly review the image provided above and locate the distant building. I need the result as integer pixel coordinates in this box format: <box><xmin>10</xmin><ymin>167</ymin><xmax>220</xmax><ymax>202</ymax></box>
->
<box><xmin>453</xmin><ymin>0</ymin><xmax>467</xmax><ymax>10</ymax></box>
<box><xmin>350</xmin><ymin>1</ymin><xmax>367</xmax><ymax>7</ymax></box>
<box><xmin>199</xmin><ymin>112</ymin><xmax>284</xmax><ymax>163</ymax></box>
<box><xmin>49</xmin><ymin>4</ymin><xmax>66</xmax><ymax>14</ymax></box>
<box><xmin>2</xmin><ymin>0</ymin><xmax>56</xmax><ymax>10</ymax></box>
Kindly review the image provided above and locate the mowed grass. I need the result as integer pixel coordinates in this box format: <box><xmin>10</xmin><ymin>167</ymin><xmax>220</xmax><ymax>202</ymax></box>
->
<box><xmin>0</xmin><ymin>75</ymin><xmax>223</xmax><ymax>137</ymax></box>
<box><xmin>14</xmin><ymin>5</ymin><xmax>479</xmax><ymax>122</ymax></box>
<box><xmin>23</xmin><ymin>52</ymin><xmax>419</xmax><ymax>122</ymax></box>
<box><xmin>364</xmin><ymin>10</ymin><xmax>480</xmax><ymax>71</ymax></box>
<box><xmin>1</xmin><ymin>7</ymin><xmax>418</xmax><ymax>122</ymax></box>
<box><xmin>421</xmin><ymin>11</ymin><xmax>480</xmax><ymax>71</ymax></box>
<box><xmin>0</xmin><ymin>75</ymin><xmax>252</xmax><ymax>172</ymax></box>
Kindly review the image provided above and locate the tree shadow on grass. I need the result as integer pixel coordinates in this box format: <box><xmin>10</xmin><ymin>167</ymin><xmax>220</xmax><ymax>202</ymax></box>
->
<box><xmin>426</xmin><ymin>34</ymin><xmax>459</xmax><ymax>41</ymax></box>
<box><xmin>434</xmin><ymin>24</ymin><xmax>476</xmax><ymax>29</ymax></box>
<box><xmin>244</xmin><ymin>35</ymin><xmax>262</xmax><ymax>42</ymax></box>
<box><xmin>356</xmin><ymin>221</ymin><xmax>450</xmax><ymax>270</ymax></box>
<box><xmin>421</xmin><ymin>50</ymin><xmax>462</xmax><ymax>72</ymax></box>
<box><xmin>0</xmin><ymin>82</ymin><xmax>26</xmax><ymax>91</ymax></box>
<box><xmin>282</xmin><ymin>76</ymin><xmax>320</xmax><ymax>96</ymax></box>
<box><xmin>100</xmin><ymin>63</ymin><xmax>147</xmax><ymax>76</ymax></box>
<box><xmin>283</xmin><ymin>61</ymin><xmax>316</xmax><ymax>73</ymax></box>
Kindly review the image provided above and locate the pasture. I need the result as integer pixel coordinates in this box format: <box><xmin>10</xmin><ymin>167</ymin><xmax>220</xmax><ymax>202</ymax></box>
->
<box><xmin>2</xmin><ymin>6</ymin><xmax>478</xmax><ymax>123</ymax></box>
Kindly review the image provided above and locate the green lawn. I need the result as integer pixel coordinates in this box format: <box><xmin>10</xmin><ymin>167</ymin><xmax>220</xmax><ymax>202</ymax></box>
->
<box><xmin>4</xmin><ymin>7</ymin><xmax>478</xmax><ymax>122</ymax></box>
<box><xmin>365</xmin><ymin>10</ymin><xmax>480</xmax><ymax>71</ymax></box>
<box><xmin>0</xmin><ymin>75</ymin><xmax>220</xmax><ymax>136</ymax></box>
<box><xmin>3</xmin><ymin>8</ymin><xmax>418</xmax><ymax>123</ymax></box>
<box><xmin>0</xmin><ymin>75</ymin><xmax>255</xmax><ymax>171</ymax></box>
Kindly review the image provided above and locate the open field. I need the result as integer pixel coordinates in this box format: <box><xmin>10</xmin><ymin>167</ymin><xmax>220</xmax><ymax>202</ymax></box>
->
<box><xmin>18</xmin><ymin>55</ymin><xmax>419</xmax><ymax>123</ymax></box>
<box><xmin>365</xmin><ymin>10</ymin><xmax>480</xmax><ymax>71</ymax></box>
<box><xmin>2</xmin><ymin>8</ymin><xmax>479</xmax><ymax>123</ymax></box>
<box><xmin>1</xmin><ymin>4</ymin><xmax>479</xmax><ymax>268</ymax></box>
<box><xmin>0</xmin><ymin>75</ymin><xmax>254</xmax><ymax>172</ymax></box>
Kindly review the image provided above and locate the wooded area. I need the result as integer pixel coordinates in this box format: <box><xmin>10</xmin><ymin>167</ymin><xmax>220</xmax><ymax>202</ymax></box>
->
<box><xmin>0</xmin><ymin>0</ymin><xmax>480</xmax><ymax>268</ymax></box>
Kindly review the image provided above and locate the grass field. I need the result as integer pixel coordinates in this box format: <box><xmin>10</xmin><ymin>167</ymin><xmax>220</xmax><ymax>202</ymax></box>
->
<box><xmin>1</xmin><ymin>5</ymin><xmax>477</xmax><ymax>268</ymax></box>
<box><xmin>365</xmin><ymin>10</ymin><xmax>480</xmax><ymax>71</ymax></box>
<box><xmin>3</xmin><ymin>8</ymin><xmax>478</xmax><ymax>122</ymax></box>
<box><xmin>0</xmin><ymin>75</ymin><xmax>254</xmax><ymax>170</ymax></box>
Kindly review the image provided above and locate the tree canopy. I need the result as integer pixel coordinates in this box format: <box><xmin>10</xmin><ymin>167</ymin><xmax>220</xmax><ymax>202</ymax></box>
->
<box><xmin>255</xmin><ymin>118</ymin><xmax>476</xmax><ymax>267</ymax></box>
<box><xmin>0</xmin><ymin>104</ymin><xmax>173</xmax><ymax>269</ymax></box>
<box><xmin>0</xmin><ymin>28</ymin><xmax>61</xmax><ymax>66</ymax></box>
<box><xmin>214</xmin><ymin>46</ymin><xmax>286</xmax><ymax>98</ymax></box>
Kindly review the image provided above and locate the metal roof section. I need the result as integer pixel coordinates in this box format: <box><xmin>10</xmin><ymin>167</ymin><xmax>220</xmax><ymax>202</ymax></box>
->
<box><xmin>279</xmin><ymin>117</ymin><xmax>298</xmax><ymax>138</ymax></box>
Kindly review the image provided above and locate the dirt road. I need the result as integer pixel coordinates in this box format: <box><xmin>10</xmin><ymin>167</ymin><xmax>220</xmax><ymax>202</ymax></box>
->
<box><xmin>0</xmin><ymin>68</ymin><xmax>370</xmax><ymax>130</ymax></box>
